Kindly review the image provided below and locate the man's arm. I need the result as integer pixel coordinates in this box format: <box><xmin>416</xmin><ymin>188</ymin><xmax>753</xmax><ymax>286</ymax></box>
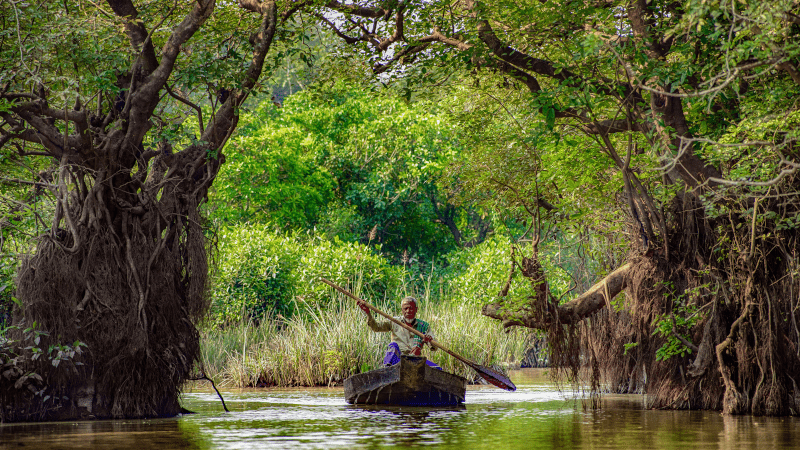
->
<box><xmin>358</xmin><ymin>300</ymin><xmax>392</xmax><ymax>332</ymax></box>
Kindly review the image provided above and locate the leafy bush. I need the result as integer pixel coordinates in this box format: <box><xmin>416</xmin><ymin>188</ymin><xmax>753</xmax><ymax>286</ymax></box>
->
<box><xmin>207</xmin><ymin>82</ymin><xmax>473</xmax><ymax>260</ymax></box>
<box><xmin>207</xmin><ymin>225</ymin><xmax>403</xmax><ymax>326</ymax></box>
<box><xmin>439</xmin><ymin>231</ymin><xmax>600</xmax><ymax>308</ymax></box>
<box><xmin>441</xmin><ymin>235</ymin><xmax>525</xmax><ymax>305</ymax></box>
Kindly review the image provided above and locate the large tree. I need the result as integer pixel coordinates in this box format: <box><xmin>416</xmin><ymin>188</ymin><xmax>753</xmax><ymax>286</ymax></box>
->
<box><xmin>0</xmin><ymin>0</ymin><xmax>312</xmax><ymax>421</ymax></box>
<box><xmin>320</xmin><ymin>0</ymin><xmax>800</xmax><ymax>415</ymax></box>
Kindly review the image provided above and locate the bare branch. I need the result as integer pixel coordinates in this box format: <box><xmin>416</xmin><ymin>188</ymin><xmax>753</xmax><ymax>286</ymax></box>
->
<box><xmin>325</xmin><ymin>0</ymin><xmax>385</xmax><ymax>18</ymax></box>
<box><xmin>373</xmin><ymin>44</ymin><xmax>430</xmax><ymax>74</ymax></box>
<box><xmin>0</xmin><ymin>114</ymin><xmax>66</xmax><ymax>156</ymax></box>
<box><xmin>314</xmin><ymin>12</ymin><xmax>361</xmax><ymax>44</ymax></box>
<box><xmin>418</xmin><ymin>27</ymin><xmax>472</xmax><ymax>51</ymax></box>
<box><xmin>165</xmin><ymin>85</ymin><xmax>205</xmax><ymax>134</ymax></box>
<box><xmin>0</xmin><ymin>177</ymin><xmax>57</xmax><ymax>189</ymax></box>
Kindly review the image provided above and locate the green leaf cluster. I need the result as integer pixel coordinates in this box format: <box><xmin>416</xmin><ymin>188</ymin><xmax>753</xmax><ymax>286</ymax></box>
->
<box><xmin>208</xmin><ymin>82</ymin><xmax>472</xmax><ymax>259</ymax></box>
<box><xmin>208</xmin><ymin>224</ymin><xmax>403</xmax><ymax>326</ymax></box>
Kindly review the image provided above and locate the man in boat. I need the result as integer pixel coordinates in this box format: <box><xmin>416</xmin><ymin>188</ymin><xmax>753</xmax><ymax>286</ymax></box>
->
<box><xmin>357</xmin><ymin>296</ymin><xmax>441</xmax><ymax>369</ymax></box>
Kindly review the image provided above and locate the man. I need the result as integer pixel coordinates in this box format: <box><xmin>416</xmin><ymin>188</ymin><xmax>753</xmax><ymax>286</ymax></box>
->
<box><xmin>357</xmin><ymin>296</ymin><xmax>440</xmax><ymax>368</ymax></box>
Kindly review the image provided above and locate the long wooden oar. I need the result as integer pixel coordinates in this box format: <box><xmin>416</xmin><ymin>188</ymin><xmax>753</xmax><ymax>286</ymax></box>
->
<box><xmin>321</xmin><ymin>278</ymin><xmax>516</xmax><ymax>392</ymax></box>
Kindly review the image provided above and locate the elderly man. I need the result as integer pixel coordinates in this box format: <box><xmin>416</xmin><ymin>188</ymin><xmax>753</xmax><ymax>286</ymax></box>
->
<box><xmin>358</xmin><ymin>296</ymin><xmax>440</xmax><ymax>368</ymax></box>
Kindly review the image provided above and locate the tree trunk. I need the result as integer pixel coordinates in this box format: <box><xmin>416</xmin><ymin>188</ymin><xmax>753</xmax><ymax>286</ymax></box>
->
<box><xmin>0</xmin><ymin>0</ymin><xmax>280</xmax><ymax>421</ymax></box>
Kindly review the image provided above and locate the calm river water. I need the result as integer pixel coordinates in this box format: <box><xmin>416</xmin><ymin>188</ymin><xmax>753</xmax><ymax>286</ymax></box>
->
<box><xmin>1</xmin><ymin>369</ymin><xmax>799</xmax><ymax>449</ymax></box>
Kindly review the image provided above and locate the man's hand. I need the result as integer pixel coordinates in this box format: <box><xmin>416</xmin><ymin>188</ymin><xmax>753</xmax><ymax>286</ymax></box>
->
<box><xmin>422</xmin><ymin>334</ymin><xmax>436</xmax><ymax>351</ymax></box>
<box><xmin>357</xmin><ymin>300</ymin><xmax>370</xmax><ymax>314</ymax></box>
<box><xmin>412</xmin><ymin>346</ymin><xmax>422</xmax><ymax>356</ymax></box>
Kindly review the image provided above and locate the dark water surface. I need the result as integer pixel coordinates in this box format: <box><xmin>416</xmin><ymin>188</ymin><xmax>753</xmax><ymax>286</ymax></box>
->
<box><xmin>2</xmin><ymin>369</ymin><xmax>799</xmax><ymax>449</ymax></box>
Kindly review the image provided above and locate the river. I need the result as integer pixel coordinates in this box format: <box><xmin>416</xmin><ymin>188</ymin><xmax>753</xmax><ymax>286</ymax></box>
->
<box><xmin>1</xmin><ymin>369</ymin><xmax>798</xmax><ymax>449</ymax></box>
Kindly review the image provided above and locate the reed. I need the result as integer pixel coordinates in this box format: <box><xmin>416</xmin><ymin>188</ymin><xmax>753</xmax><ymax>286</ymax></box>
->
<box><xmin>199</xmin><ymin>295</ymin><xmax>527</xmax><ymax>387</ymax></box>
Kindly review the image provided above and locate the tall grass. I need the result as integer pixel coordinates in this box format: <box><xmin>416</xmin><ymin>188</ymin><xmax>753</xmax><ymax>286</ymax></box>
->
<box><xmin>199</xmin><ymin>295</ymin><xmax>528</xmax><ymax>387</ymax></box>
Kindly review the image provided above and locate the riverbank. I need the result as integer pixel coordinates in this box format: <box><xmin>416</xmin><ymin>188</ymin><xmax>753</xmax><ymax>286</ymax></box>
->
<box><xmin>199</xmin><ymin>299</ymin><xmax>528</xmax><ymax>387</ymax></box>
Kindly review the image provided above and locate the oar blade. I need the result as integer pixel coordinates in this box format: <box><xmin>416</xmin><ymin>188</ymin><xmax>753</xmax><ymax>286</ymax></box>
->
<box><xmin>469</xmin><ymin>362</ymin><xmax>516</xmax><ymax>392</ymax></box>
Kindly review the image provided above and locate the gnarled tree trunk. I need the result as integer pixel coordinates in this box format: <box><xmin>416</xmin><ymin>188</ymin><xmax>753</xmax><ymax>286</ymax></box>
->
<box><xmin>1</xmin><ymin>0</ymin><xmax>279</xmax><ymax>421</ymax></box>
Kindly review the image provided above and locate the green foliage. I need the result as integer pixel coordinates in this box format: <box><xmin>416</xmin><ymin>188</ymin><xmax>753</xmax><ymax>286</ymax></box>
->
<box><xmin>0</xmin><ymin>256</ymin><xmax>16</xmax><ymax>329</ymax></box>
<box><xmin>443</xmin><ymin>235</ymin><xmax>527</xmax><ymax>305</ymax></box>
<box><xmin>434</xmin><ymin>81</ymin><xmax>631</xmax><ymax>265</ymax></box>
<box><xmin>209</xmin><ymin>106</ymin><xmax>337</xmax><ymax>229</ymax></box>
<box><xmin>651</xmin><ymin>282</ymin><xmax>705</xmax><ymax>361</ymax></box>
<box><xmin>1</xmin><ymin>320</ymin><xmax>85</xmax><ymax>397</ymax></box>
<box><xmin>440</xmin><ymin>227</ymin><xmax>607</xmax><ymax>309</ymax></box>
<box><xmin>208</xmin><ymin>225</ymin><xmax>403</xmax><ymax>325</ymax></box>
<box><xmin>207</xmin><ymin>82</ymin><xmax>473</xmax><ymax>260</ymax></box>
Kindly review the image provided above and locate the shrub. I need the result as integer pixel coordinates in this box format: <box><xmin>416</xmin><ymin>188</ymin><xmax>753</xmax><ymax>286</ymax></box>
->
<box><xmin>207</xmin><ymin>225</ymin><xmax>403</xmax><ymax>326</ymax></box>
<box><xmin>440</xmin><ymin>235</ymin><xmax>530</xmax><ymax>306</ymax></box>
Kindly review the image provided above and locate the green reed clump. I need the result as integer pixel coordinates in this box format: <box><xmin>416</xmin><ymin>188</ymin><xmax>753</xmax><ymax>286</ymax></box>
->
<box><xmin>199</xmin><ymin>295</ymin><xmax>527</xmax><ymax>387</ymax></box>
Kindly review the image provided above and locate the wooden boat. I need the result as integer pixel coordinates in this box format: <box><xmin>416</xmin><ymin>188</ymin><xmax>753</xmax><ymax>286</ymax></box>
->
<box><xmin>344</xmin><ymin>356</ymin><xmax>467</xmax><ymax>406</ymax></box>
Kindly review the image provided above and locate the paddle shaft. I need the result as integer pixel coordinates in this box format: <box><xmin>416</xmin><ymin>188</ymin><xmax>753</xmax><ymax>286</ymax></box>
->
<box><xmin>320</xmin><ymin>278</ymin><xmax>482</xmax><ymax>372</ymax></box>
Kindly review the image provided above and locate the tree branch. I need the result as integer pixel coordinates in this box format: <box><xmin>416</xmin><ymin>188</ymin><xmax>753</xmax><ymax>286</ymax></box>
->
<box><xmin>482</xmin><ymin>262</ymin><xmax>631</xmax><ymax>328</ymax></box>
<box><xmin>418</xmin><ymin>27</ymin><xmax>472</xmax><ymax>51</ymax></box>
<box><xmin>314</xmin><ymin>12</ymin><xmax>362</xmax><ymax>44</ymax></box>
<box><xmin>376</xmin><ymin>9</ymin><xmax>404</xmax><ymax>51</ymax></box>
<box><xmin>373</xmin><ymin>44</ymin><xmax>430</xmax><ymax>74</ymax></box>
<box><xmin>628</xmin><ymin>0</ymin><xmax>672</xmax><ymax>59</ymax></box>
<box><xmin>125</xmin><ymin>0</ymin><xmax>215</xmax><ymax>146</ymax></box>
<box><xmin>199</xmin><ymin>0</ymin><xmax>279</xmax><ymax>157</ymax></box>
<box><xmin>165</xmin><ymin>85</ymin><xmax>205</xmax><ymax>134</ymax></box>
<box><xmin>325</xmin><ymin>0</ymin><xmax>385</xmax><ymax>18</ymax></box>
<box><xmin>476</xmin><ymin>20</ymin><xmax>628</xmax><ymax>99</ymax></box>
<box><xmin>106</xmin><ymin>0</ymin><xmax>159</xmax><ymax>74</ymax></box>
<box><xmin>581</xmin><ymin>117</ymin><xmax>646</xmax><ymax>135</ymax></box>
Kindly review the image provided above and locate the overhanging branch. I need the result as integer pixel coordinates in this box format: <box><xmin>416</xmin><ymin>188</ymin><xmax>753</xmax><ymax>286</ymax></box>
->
<box><xmin>476</xmin><ymin>20</ymin><xmax>630</xmax><ymax>100</ymax></box>
<box><xmin>482</xmin><ymin>262</ymin><xmax>631</xmax><ymax>329</ymax></box>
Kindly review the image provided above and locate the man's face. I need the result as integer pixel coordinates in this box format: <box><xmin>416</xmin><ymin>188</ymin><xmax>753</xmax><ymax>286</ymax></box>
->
<box><xmin>401</xmin><ymin>302</ymin><xmax>417</xmax><ymax>322</ymax></box>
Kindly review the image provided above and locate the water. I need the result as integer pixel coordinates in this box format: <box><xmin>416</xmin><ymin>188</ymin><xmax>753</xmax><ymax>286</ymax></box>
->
<box><xmin>1</xmin><ymin>369</ymin><xmax>799</xmax><ymax>449</ymax></box>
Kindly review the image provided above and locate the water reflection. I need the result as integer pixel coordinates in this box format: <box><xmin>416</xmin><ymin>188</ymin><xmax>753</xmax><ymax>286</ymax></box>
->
<box><xmin>0</xmin><ymin>418</ymin><xmax>199</xmax><ymax>449</ymax></box>
<box><xmin>2</xmin><ymin>370</ymin><xmax>800</xmax><ymax>449</ymax></box>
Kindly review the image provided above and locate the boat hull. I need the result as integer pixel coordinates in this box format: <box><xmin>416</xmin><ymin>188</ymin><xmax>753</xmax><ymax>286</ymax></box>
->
<box><xmin>344</xmin><ymin>356</ymin><xmax>467</xmax><ymax>406</ymax></box>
